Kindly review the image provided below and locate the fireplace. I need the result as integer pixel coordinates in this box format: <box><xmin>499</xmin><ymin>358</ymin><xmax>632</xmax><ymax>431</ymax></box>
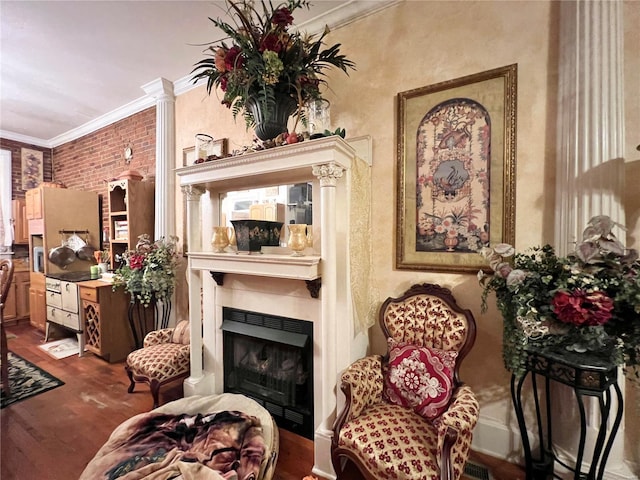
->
<box><xmin>222</xmin><ymin>307</ymin><xmax>314</xmax><ymax>439</ymax></box>
<box><xmin>177</xmin><ymin>137</ymin><xmax>372</xmax><ymax>478</ymax></box>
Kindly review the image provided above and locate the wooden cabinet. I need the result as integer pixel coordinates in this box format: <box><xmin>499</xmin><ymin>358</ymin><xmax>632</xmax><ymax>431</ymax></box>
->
<box><xmin>25</xmin><ymin>187</ymin><xmax>43</xmax><ymax>220</ymax></box>
<box><xmin>108</xmin><ymin>179</ymin><xmax>155</xmax><ymax>270</ymax></box>
<box><xmin>3</xmin><ymin>281</ymin><xmax>17</xmax><ymax>321</ymax></box>
<box><xmin>29</xmin><ymin>273</ymin><xmax>46</xmax><ymax>331</ymax></box>
<box><xmin>12</xmin><ymin>199</ymin><xmax>29</xmax><ymax>244</ymax></box>
<box><xmin>80</xmin><ymin>280</ymin><xmax>133</xmax><ymax>363</ymax></box>
<box><xmin>3</xmin><ymin>271</ymin><xmax>30</xmax><ymax>324</ymax></box>
<box><xmin>27</xmin><ymin>186</ymin><xmax>100</xmax><ymax>277</ymax></box>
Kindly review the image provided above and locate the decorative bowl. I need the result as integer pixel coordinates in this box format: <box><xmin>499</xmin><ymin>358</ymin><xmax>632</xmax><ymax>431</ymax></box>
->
<box><xmin>231</xmin><ymin>220</ymin><xmax>284</xmax><ymax>252</ymax></box>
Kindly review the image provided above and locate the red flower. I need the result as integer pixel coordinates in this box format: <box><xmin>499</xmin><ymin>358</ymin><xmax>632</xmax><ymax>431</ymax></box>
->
<box><xmin>224</xmin><ymin>46</ymin><xmax>244</xmax><ymax>71</ymax></box>
<box><xmin>552</xmin><ymin>289</ymin><xmax>614</xmax><ymax>326</ymax></box>
<box><xmin>129</xmin><ymin>253</ymin><xmax>145</xmax><ymax>271</ymax></box>
<box><xmin>271</xmin><ymin>7</ymin><xmax>293</xmax><ymax>27</ymax></box>
<box><xmin>259</xmin><ymin>33</ymin><xmax>283</xmax><ymax>53</ymax></box>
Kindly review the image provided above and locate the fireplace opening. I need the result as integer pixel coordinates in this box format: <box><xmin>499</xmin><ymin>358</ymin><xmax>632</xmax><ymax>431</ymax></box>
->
<box><xmin>222</xmin><ymin>307</ymin><xmax>314</xmax><ymax>439</ymax></box>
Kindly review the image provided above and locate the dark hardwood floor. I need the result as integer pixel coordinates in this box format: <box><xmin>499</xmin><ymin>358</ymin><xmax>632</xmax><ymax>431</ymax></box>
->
<box><xmin>1</xmin><ymin>323</ymin><xmax>524</xmax><ymax>480</ymax></box>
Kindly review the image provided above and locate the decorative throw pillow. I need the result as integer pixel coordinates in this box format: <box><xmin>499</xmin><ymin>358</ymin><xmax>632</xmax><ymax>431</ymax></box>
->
<box><xmin>171</xmin><ymin>320</ymin><xmax>190</xmax><ymax>345</ymax></box>
<box><xmin>383</xmin><ymin>338</ymin><xmax>457</xmax><ymax>419</ymax></box>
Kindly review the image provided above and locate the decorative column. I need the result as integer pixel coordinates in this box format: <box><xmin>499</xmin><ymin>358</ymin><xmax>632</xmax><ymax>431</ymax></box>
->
<box><xmin>554</xmin><ymin>1</ymin><xmax>630</xmax><ymax>476</ymax></box>
<box><xmin>181</xmin><ymin>185</ymin><xmax>205</xmax><ymax>393</ymax></box>
<box><xmin>141</xmin><ymin>78</ymin><xmax>176</xmax><ymax>241</ymax></box>
<box><xmin>555</xmin><ymin>0</ymin><xmax>625</xmax><ymax>253</ymax></box>
<box><xmin>142</xmin><ymin>78</ymin><xmax>177</xmax><ymax>328</ymax></box>
<box><xmin>312</xmin><ymin>161</ymin><xmax>344</xmax><ymax>476</ymax></box>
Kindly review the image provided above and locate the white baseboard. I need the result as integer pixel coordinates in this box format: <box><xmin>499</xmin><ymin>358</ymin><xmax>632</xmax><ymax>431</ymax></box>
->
<box><xmin>471</xmin><ymin>417</ymin><xmax>638</xmax><ymax>479</ymax></box>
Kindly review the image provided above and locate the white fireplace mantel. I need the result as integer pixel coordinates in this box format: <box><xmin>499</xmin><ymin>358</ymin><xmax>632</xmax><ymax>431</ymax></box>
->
<box><xmin>190</xmin><ymin>252</ymin><xmax>321</xmax><ymax>281</ymax></box>
<box><xmin>176</xmin><ymin>135</ymin><xmax>371</xmax><ymax>479</ymax></box>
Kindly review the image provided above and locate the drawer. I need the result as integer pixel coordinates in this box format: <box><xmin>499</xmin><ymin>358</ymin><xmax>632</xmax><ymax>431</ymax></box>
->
<box><xmin>80</xmin><ymin>287</ymin><xmax>98</xmax><ymax>303</ymax></box>
<box><xmin>47</xmin><ymin>291</ymin><xmax>62</xmax><ymax>309</ymax></box>
<box><xmin>47</xmin><ymin>305</ymin><xmax>62</xmax><ymax>324</ymax></box>
<box><xmin>47</xmin><ymin>306</ymin><xmax>81</xmax><ymax>331</ymax></box>
<box><xmin>62</xmin><ymin>311</ymin><xmax>81</xmax><ymax>330</ymax></box>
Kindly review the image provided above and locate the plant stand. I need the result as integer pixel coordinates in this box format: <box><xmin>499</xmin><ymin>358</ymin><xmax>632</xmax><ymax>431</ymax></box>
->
<box><xmin>127</xmin><ymin>299</ymin><xmax>172</xmax><ymax>349</ymax></box>
<box><xmin>511</xmin><ymin>346</ymin><xmax>623</xmax><ymax>480</ymax></box>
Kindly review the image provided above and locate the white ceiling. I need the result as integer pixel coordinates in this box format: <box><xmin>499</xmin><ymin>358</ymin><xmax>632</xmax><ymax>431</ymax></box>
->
<box><xmin>1</xmin><ymin>0</ymin><xmax>394</xmax><ymax>147</ymax></box>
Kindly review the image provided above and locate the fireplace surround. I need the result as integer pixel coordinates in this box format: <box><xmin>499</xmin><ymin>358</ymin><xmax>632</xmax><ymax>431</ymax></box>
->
<box><xmin>176</xmin><ymin>136</ymin><xmax>372</xmax><ymax>479</ymax></box>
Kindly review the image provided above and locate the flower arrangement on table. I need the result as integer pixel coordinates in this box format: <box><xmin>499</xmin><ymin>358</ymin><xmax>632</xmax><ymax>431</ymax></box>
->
<box><xmin>112</xmin><ymin>234</ymin><xmax>181</xmax><ymax>307</ymax></box>
<box><xmin>478</xmin><ymin>216</ymin><xmax>640</xmax><ymax>379</ymax></box>
<box><xmin>190</xmin><ymin>0</ymin><xmax>355</xmax><ymax>141</ymax></box>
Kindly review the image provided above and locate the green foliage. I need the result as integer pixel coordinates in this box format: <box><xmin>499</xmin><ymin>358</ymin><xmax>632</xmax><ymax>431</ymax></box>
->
<box><xmin>190</xmin><ymin>0</ymin><xmax>355</xmax><ymax>130</ymax></box>
<box><xmin>478</xmin><ymin>216</ymin><xmax>640</xmax><ymax>380</ymax></box>
<box><xmin>112</xmin><ymin>235</ymin><xmax>181</xmax><ymax>307</ymax></box>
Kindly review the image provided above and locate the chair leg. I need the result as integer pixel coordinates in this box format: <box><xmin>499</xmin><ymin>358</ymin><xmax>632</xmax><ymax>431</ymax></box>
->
<box><xmin>125</xmin><ymin>366</ymin><xmax>136</xmax><ymax>394</ymax></box>
<box><xmin>149</xmin><ymin>379</ymin><xmax>161</xmax><ymax>409</ymax></box>
<box><xmin>1</xmin><ymin>323</ymin><xmax>9</xmax><ymax>397</ymax></box>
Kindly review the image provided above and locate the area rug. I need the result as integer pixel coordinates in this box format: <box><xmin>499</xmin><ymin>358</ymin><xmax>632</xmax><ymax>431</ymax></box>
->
<box><xmin>1</xmin><ymin>352</ymin><xmax>65</xmax><ymax>408</ymax></box>
<box><xmin>38</xmin><ymin>337</ymin><xmax>79</xmax><ymax>359</ymax></box>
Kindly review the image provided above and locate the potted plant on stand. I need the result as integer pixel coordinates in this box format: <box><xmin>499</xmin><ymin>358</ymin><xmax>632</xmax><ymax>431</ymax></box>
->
<box><xmin>190</xmin><ymin>0</ymin><xmax>356</xmax><ymax>142</ymax></box>
<box><xmin>478</xmin><ymin>215</ymin><xmax>640</xmax><ymax>379</ymax></box>
<box><xmin>113</xmin><ymin>234</ymin><xmax>181</xmax><ymax>349</ymax></box>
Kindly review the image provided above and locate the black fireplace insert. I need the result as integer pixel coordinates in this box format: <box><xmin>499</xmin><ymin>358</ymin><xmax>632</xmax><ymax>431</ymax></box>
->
<box><xmin>222</xmin><ymin>307</ymin><xmax>314</xmax><ymax>439</ymax></box>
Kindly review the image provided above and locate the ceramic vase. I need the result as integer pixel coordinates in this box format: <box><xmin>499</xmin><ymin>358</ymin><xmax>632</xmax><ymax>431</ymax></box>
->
<box><xmin>288</xmin><ymin>224</ymin><xmax>307</xmax><ymax>257</ymax></box>
<box><xmin>211</xmin><ymin>226</ymin><xmax>230</xmax><ymax>253</ymax></box>
<box><xmin>245</xmin><ymin>93</ymin><xmax>298</xmax><ymax>141</ymax></box>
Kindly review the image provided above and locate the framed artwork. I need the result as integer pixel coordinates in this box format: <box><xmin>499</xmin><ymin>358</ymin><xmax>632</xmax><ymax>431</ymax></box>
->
<box><xmin>187</xmin><ymin>139</ymin><xmax>229</xmax><ymax>165</ymax></box>
<box><xmin>211</xmin><ymin>138</ymin><xmax>228</xmax><ymax>158</ymax></box>
<box><xmin>21</xmin><ymin>148</ymin><xmax>44</xmax><ymax>190</ymax></box>
<box><xmin>183</xmin><ymin>146</ymin><xmax>196</xmax><ymax>167</ymax></box>
<box><xmin>396</xmin><ymin>64</ymin><xmax>517</xmax><ymax>272</ymax></box>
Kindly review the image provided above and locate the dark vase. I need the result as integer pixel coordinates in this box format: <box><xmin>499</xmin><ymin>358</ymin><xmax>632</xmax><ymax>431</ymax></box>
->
<box><xmin>245</xmin><ymin>93</ymin><xmax>298</xmax><ymax>141</ymax></box>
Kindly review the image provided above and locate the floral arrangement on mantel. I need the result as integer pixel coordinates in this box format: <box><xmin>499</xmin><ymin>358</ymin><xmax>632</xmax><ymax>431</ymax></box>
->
<box><xmin>190</xmin><ymin>0</ymin><xmax>355</xmax><ymax>142</ymax></box>
<box><xmin>113</xmin><ymin>234</ymin><xmax>181</xmax><ymax>307</ymax></box>
<box><xmin>478</xmin><ymin>216</ymin><xmax>640</xmax><ymax>379</ymax></box>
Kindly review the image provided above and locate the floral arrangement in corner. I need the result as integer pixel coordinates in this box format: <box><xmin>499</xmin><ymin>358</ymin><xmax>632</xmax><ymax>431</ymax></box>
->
<box><xmin>190</xmin><ymin>0</ymin><xmax>355</xmax><ymax>141</ymax></box>
<box><xmin>112</xmin><ymin>234</ymin><xmax>181</xmax><ymax>307</ymax></box>
<box><xmin>478</xmin><ymin>215</ymin><xmax>640</xmax><ymax>379</ymax></box>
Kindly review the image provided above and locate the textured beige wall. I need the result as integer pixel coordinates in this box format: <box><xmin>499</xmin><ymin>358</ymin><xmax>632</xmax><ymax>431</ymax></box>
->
<box><xmin>174</xmin><ymin>0</ymin><xmax>639</xmax><ymax>468</ymax></box>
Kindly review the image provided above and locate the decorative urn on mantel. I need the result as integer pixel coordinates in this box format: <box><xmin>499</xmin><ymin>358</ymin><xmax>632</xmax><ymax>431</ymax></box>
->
<box><xmin>189</xmin><ymin>0</ymin><xmax>355</xmax><ymax>141</ymax></box>
<box><xmin>176</xmin><ymin>135</ymin><xmax>373</xmax><ymax>478</ymax></box>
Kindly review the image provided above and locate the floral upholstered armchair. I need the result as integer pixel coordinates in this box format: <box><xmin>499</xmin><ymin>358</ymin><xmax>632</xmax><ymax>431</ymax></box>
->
<box><xmin>331</xmin><ymin>283</ymin><xmax>479</xmax><ymax>480</ymax></box>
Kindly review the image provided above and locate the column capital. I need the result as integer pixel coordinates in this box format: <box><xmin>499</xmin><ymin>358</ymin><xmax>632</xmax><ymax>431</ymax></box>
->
<box><xmin>141</xmin><ymin>77</ymin><xmax>175</xmax><ymax>101</ymax></box>
<box><xmin>312</xmin><ymin>162</ymin><xmax>344</xmax><ymax>187</ymax></box>
<box><xmin>182</xmin><ymin>185</ymin><xmax>206</xmax><ymax>200</ymax></box>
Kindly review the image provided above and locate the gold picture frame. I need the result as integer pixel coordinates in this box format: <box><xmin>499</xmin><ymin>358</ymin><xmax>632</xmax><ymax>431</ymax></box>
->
<box><xmin>396</xmin><ymin>64</ymin><xmax>517</xmax><ymax>272</ymax></box>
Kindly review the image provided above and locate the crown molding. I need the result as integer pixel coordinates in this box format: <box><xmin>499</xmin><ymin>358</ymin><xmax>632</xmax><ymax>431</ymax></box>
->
<box><xmin>48</xmin><ymin>94</ymin><xmax>156</xmax><ymax>148</ymax></box>
<box><xmin>0</xmin><ymin>130</ymin><xmax>53</xmax><ymax>149</ymax></box>
<box><xmin>2</xmin><ymin>1</ymin><xmax>399</xmax><ymax>150</ymax></box>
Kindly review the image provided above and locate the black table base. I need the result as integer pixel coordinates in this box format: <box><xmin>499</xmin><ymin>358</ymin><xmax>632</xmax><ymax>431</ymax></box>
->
<box><xmin>127</xmin><ymin>299</ymin><xmax>172</xmax><ymax>349</ymax></box>
<box><xmin>511</xmin><ymin>347</ymin><xmax>623</xmax><ymax>480</ymax></box>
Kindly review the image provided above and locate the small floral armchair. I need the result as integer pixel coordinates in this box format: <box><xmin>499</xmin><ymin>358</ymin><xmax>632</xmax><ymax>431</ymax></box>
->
<box><xmin>331</xmin><ymin>283</ymin><xmax>479</xmax><ymax>480</ymax></box>
<box><xmin>125</xmin><ymin>320</ymin><xmax>190</xmax><ymax>409</ymax></box>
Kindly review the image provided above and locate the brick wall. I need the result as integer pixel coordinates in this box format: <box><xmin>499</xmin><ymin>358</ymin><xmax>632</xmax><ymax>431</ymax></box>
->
<box><xmin>2</xmin><ymin>107</ymin><xmax>156</xmax><ymax>234</ymax></box>
<box><xmin>0</xmin><ymin>139</ymin><xmax>53</xmax><ymax>200</ymax></box>
<box><xmin>52</xmin><ymin>107</ymin><xmax>157</xmax><ymax>229</ymax></box>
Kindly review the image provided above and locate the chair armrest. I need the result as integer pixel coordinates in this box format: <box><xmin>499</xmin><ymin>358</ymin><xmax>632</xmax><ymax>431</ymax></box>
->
<box><xmin>436</xmin><ymin>384</ymin><xmax>480</xmax><ymax>479</ymax></box>
<box><xmin>143</xmin><ymin>327</ymin><xmax>174</xmax><ymax>347</ymax></box>
<box><xmin>338</xmin><ymin>355</ymin><xmax>384</xmax><ymax>422</ymax></box>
